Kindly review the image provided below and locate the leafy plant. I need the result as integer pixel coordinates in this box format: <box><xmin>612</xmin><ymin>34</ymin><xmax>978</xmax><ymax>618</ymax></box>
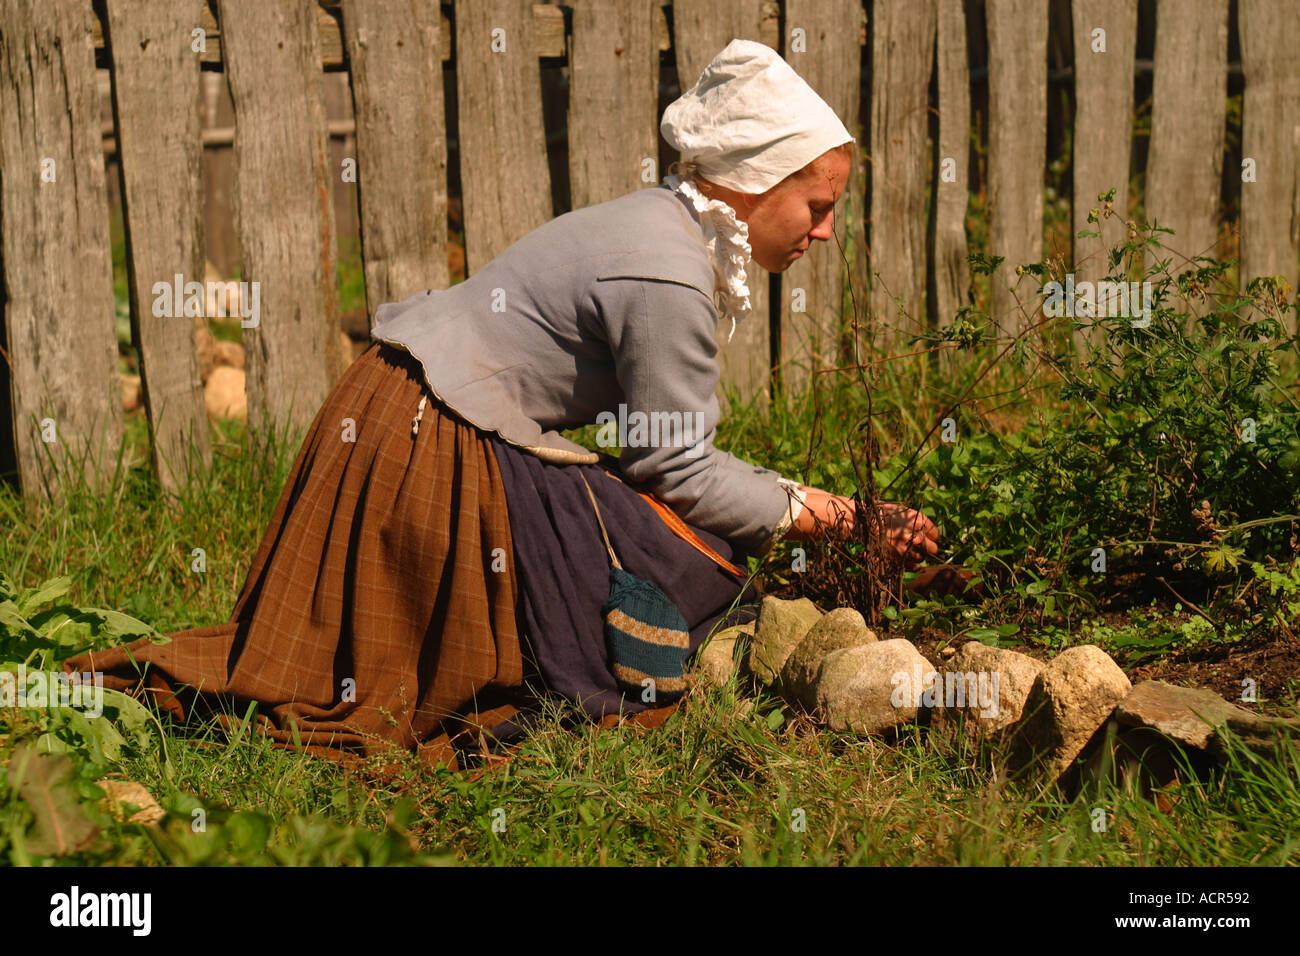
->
<box><xmin>0</xmin><ymin>572</ymin><xmax>445</xmax><ymax>866</ymax></box>
<box><xmin>907</xmin><ymin>211</ymin><xmax>1300</xmax><ymax>628</ymax></box>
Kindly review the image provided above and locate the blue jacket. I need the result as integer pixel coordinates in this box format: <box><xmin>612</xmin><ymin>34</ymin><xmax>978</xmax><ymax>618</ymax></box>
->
<box><xmin>371</xmin><ymin>183</ymin><xmax>795</xmax><ymax>555</ymax></box>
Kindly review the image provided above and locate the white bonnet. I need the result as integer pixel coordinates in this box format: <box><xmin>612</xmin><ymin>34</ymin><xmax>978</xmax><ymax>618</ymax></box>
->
<box><xmin>660</xmin><ymin>38</ymin><xmax>855</xmax><ymax>195</ymax></box>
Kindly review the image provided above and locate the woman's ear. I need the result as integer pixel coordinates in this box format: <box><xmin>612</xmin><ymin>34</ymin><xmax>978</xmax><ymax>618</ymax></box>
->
<box><xmin>695</xmin><ymin>175</ymin><xmax>758</xmax><ymax>223</ymax></box>
<box><xmin>726</xmin><ymin>189</ymin><xmax>757</xmax><ymax>220</ymax></box>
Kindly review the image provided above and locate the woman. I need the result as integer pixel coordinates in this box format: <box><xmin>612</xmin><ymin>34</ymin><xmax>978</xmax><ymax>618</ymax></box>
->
<box><xmin>72</xmin><ymin>40</ymin><xmax>940</xmax><ymax>770</ymax></box>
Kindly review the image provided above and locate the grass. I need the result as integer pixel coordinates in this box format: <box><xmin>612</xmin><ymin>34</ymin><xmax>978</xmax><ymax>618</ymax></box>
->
<box><xmin>0</xmin><ymin>416</ymin><xmax>296</xmax><ymax>635</ymax></box>
<box><xmin>2</xmin><ymin>353</ymin><xmax>1297</xmax><ymax>865</ymax></box>
<box><xmin>73</xmin><ymin>670</ymin><xmax>1300</xmax><ymax>865</ymax></box>
<box><xmin>4</xmin><ymin>172</ymin><xmax>1297</xmax><ymax>865</ymax></box>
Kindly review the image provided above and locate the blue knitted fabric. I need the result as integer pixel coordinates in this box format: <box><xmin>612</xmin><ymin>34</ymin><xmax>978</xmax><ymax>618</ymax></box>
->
<box><xmin>601</xmin><ymin>566</ymin><xmax>691</xmax><ymax>702</ymax></box>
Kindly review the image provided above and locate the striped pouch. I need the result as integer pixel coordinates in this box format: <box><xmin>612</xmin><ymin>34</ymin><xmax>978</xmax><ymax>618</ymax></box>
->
<box><xmin>579</xmin><ymin>472</ymin><xmax>690</xmax><ymax>703</ymax></box>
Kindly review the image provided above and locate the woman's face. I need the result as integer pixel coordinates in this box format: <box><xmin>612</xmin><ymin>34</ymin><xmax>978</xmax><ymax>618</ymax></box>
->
<box><xmin>702</xmin><ymin>149</ymin><xmax>852</xmax><ymax>273</ymax></box>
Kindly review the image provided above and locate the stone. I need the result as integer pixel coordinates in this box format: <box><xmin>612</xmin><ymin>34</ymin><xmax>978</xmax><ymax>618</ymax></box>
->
<box><xmin>693</xmin><ymin>623</ymin><xmax>753</xmax><ymax>689</ymax></box>
<box><xmin>813</xmin><ymin>638</ymin><xmax>937</xmax><ymax>735</ymax></box>
<box><xmin>204</xmin><ymin>366</ymin><xmax>246</xmax><ymax>421</ymax></box>
<box><xmin>1210</xmin><ymin>710</ymin><xmax>1300</xmax><ymax>763</ymax></box>
<box><xmin>1116</xmin><ymin>680</ymin><xmax>1300</xmax><ymax>763</ymax></box>
<box><xmin>213</xmin><ymin>340</ymin><xmax>245</xmax><ymax>370</ymax></box>
<box><xmin>121</xmin><ymin>374</ymin><xmax>141</xmax><ymax>413</ymax></box>
<box><xmin>780</xmin><ymin>607</ymin><xmax>876</xmax><ymax>709</ymax></box>
<box><xmin>1009</xmin><ymin>645</ymin><xmax>1131</xmax><ymax>779</ymax></box>
<box><xmin>936</xmin><ymin>642</ymin><xmax>1044</xmax><ymax>737</ymax></box>
<box><xmin>1116</xmin><ymin>681</ymin><xmax>1254</xmax><ymax>750</ymax></box>
<box><xmin>748</xmin><ymin>596</ymin><xmax>822</xmax><ymax>687</ymax></box>
<box><xmin>194</xmin><ymin>325</ymin><xmax>216</xmax><ymax>383</ymax></box>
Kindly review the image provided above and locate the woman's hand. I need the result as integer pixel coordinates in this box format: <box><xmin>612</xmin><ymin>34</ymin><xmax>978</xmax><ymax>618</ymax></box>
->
<box><xmin>789</xmin><ymin>487</ymin><xmax>940</xmax><ymax>568</ymax></box>
<box><xmin>877</xmin><ymin>502</ymin><xmax>941</xmax><ymax>569</ymax></box>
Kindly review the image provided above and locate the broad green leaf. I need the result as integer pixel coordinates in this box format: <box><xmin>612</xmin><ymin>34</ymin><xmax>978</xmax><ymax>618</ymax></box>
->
<box><xmin>35</xmin><ymin>733</ymin><xmax>73</xmax><ymax>755</ymax></box>
<box><xmin>10</xmin><ymin>745</ymin><xmax>99</xmax><ymax>857</ymax></box>
<box><xmin>100</xmin><ymin>688</ymin><xmax>159</xmax><ymax>753</ymax></box>
<box><xmin>28</xmin><ymin>608</ymin><xmax>93</xmax><ymax>647</ymax></box>
<box><xmin>16</xmin><ymin>576</ymin><xmax>72</xmax><ymax>616</ymax></box>
<box><xmin>74</xmin><ymin>607</ymin><xmax>161</xmax><ymax>641</ymax></box>
<box><xmin>0</xmin><ymin>601</ymin><xmax>41</xmax><ymax>639</ymax></box>
<box><xmin>60</xmin><ymin>707</ymin><xmax>128</xmax><ymax>764</ymax></box>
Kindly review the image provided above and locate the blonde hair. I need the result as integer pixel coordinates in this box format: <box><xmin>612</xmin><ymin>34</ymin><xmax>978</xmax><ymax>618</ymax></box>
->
<box><xmin>666</xmin><ymin>157</ymin><xmax>702</xmax><ymax>183</ymax></box>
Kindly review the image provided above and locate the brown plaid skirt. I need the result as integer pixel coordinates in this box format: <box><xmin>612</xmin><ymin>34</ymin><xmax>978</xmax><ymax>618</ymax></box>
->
<box><xmin>68</xmin><ymin>342</ymin><xmax>717</xmax><ymax>771</ymax></box>
<box><xmin>71</xmin><ymin>344</ymin><xmax>527</xmax><ymax>770</ymax></box>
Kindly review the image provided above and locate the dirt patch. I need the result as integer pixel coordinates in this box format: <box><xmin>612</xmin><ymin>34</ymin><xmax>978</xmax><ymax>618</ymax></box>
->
<box><xmin>1130</xmin><ymin>632</ymin><xmax>1300</xmax><ymax>718</ymax></box>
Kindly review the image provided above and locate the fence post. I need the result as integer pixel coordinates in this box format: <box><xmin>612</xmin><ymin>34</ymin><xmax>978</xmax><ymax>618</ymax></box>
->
<box><xmin>454</xmin><ymin>0</ymin><xmax>553</xmax><ymax>275</ymax></box>
<box><xmin>1070</xmin><ymin>0</ymin><xmax>1137</xmax><ymax>362</ymax></box>
<box><xmin>987</xmin><ymin>0</ymin><xmax>1048</xmax><ymax>341</ymax></box>
<box><xmin>868</xmin><ymin>0</ymin><xmax>936</xmax><ymax>358</ymax></box>
<box><xmin>215</xmin><ymin>0</ymin><xmax>342</xmax><ymax>443</ymax></box>
<box><xmin>1146</xmin><ymin>0</ymin><xmax>1228</xmax><ymax>322</ymax></box>
<box><xmin>929</xmin><ymin>0</ymin><xmax>973</xmax><ymax>376</ymax></box>
<box><xmin>340</xmin><ymin>0</ymin><xmax>449</xmax><ymax>316</ymax></box>
<box><xmin>1238</xmin><ymin>0</ymin><xmax>1300</xmax><ymax>334</ymax></box>
<box><xmin>568</xmin><ymin>0</ymin><xmax>660</xmax><ymax>212</ymax></box>
<box><xmin>0</xmin><ymin>0</ymin><xmax>121</xmax><ymax>499</ymax></box>
<box><xmin>104</xmin><ymin>0</ymin><xmax>212</xmax><ymax>492</ymax></box>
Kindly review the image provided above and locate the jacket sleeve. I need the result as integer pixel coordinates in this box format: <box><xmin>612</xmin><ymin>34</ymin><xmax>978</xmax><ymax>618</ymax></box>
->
<box><xmin>596</xmin><ymin>275</ymin><xmax>803</xmax><ymax>556</ymax></box>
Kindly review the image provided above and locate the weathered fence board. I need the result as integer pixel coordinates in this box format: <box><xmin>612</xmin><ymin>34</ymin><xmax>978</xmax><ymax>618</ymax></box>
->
<box><xmin>340</xmin><ymin>0</ymin><xmax>449</xmax><ymax>316</ymax></box>
<box><xmin>987</xmin><ymin>0</ymin><xmax>1048</xmax><ymax>339</ymax></box>
<box><xmin>104</xmin><ymin>0</ymin><xmax>212</xmax><ymax>492</ymax></box>
<box><xmin>10</xmin><ymin>0</ymin><xmax>1297</xmax><ymax>501</ymax></box>
<box><xmin>670</xmin><ymin>0</ymin><xmax>775</xmax><ymax>92</ymax></box>
<box><xmin>836</xmin><ymin>3</ymin><xmax>868</xmax><ymax>381</ymax></box>
<box><xmin>929</xmin><ymin>0</ymin><xmax>972</xmax><ymax>354</ymax></box>
<box><xmin>215</xmin><ymin>0</ymin><xmax>342</xmax><ymax>440</ymax></box>
<box><xmin>1145</xmin><ymin>0</ymin><xmax>1228</xmax><ymax>308</ymax></box>
<box><xmin>567</xmin><ymin>0</ymin><xmax>660</xmax><ymax>211</ymax></box>
<box><xmin>0</xmin><ymin>0</ymin><xmax>122</xmax><ymax>498</ymax></box>
<box><xmin>869</xmin><ymin>0</ymin><xmax>936</xmax><ymax>353</ymax></box>
<box><xmin>92</xmin><ymin>3</ymin><xmax>570</xmax><ymax>70</ymax></box>
<box><xmin>783</xmin><ymin>0</ymin><xmax>867</xmax><ymax>395</ymax></box>
<box><xmin>1070</xmin><ymin>0</ymin><xmax>1137</xmax><ymax>356</ymax></box>
<box><xmin>1238</xmin><ymin>0</ymin><xmax>1300</xmax><ymax>334</ymax></box>
<box><xmin>454</xmin><ymin>0</ymin><xmax>553</xmax><ymax>274</ymax></box>
<box><xmin>671</xmin><ymin>0</ymin><xmax>773</xmax><ymax>409</ymax></box>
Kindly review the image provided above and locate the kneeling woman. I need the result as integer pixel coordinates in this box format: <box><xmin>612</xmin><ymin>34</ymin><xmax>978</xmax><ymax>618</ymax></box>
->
<box><xmin>72</xmin><ymin>40</ymin><xmax>939</xmax><ymax>770</ymax></box>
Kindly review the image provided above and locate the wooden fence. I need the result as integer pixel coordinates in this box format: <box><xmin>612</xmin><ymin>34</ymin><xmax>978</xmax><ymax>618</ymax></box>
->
<box><xmin>1</xmin><ymin>0</ymin><xmax>1297</xmax><ymax>501</ymax></box>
